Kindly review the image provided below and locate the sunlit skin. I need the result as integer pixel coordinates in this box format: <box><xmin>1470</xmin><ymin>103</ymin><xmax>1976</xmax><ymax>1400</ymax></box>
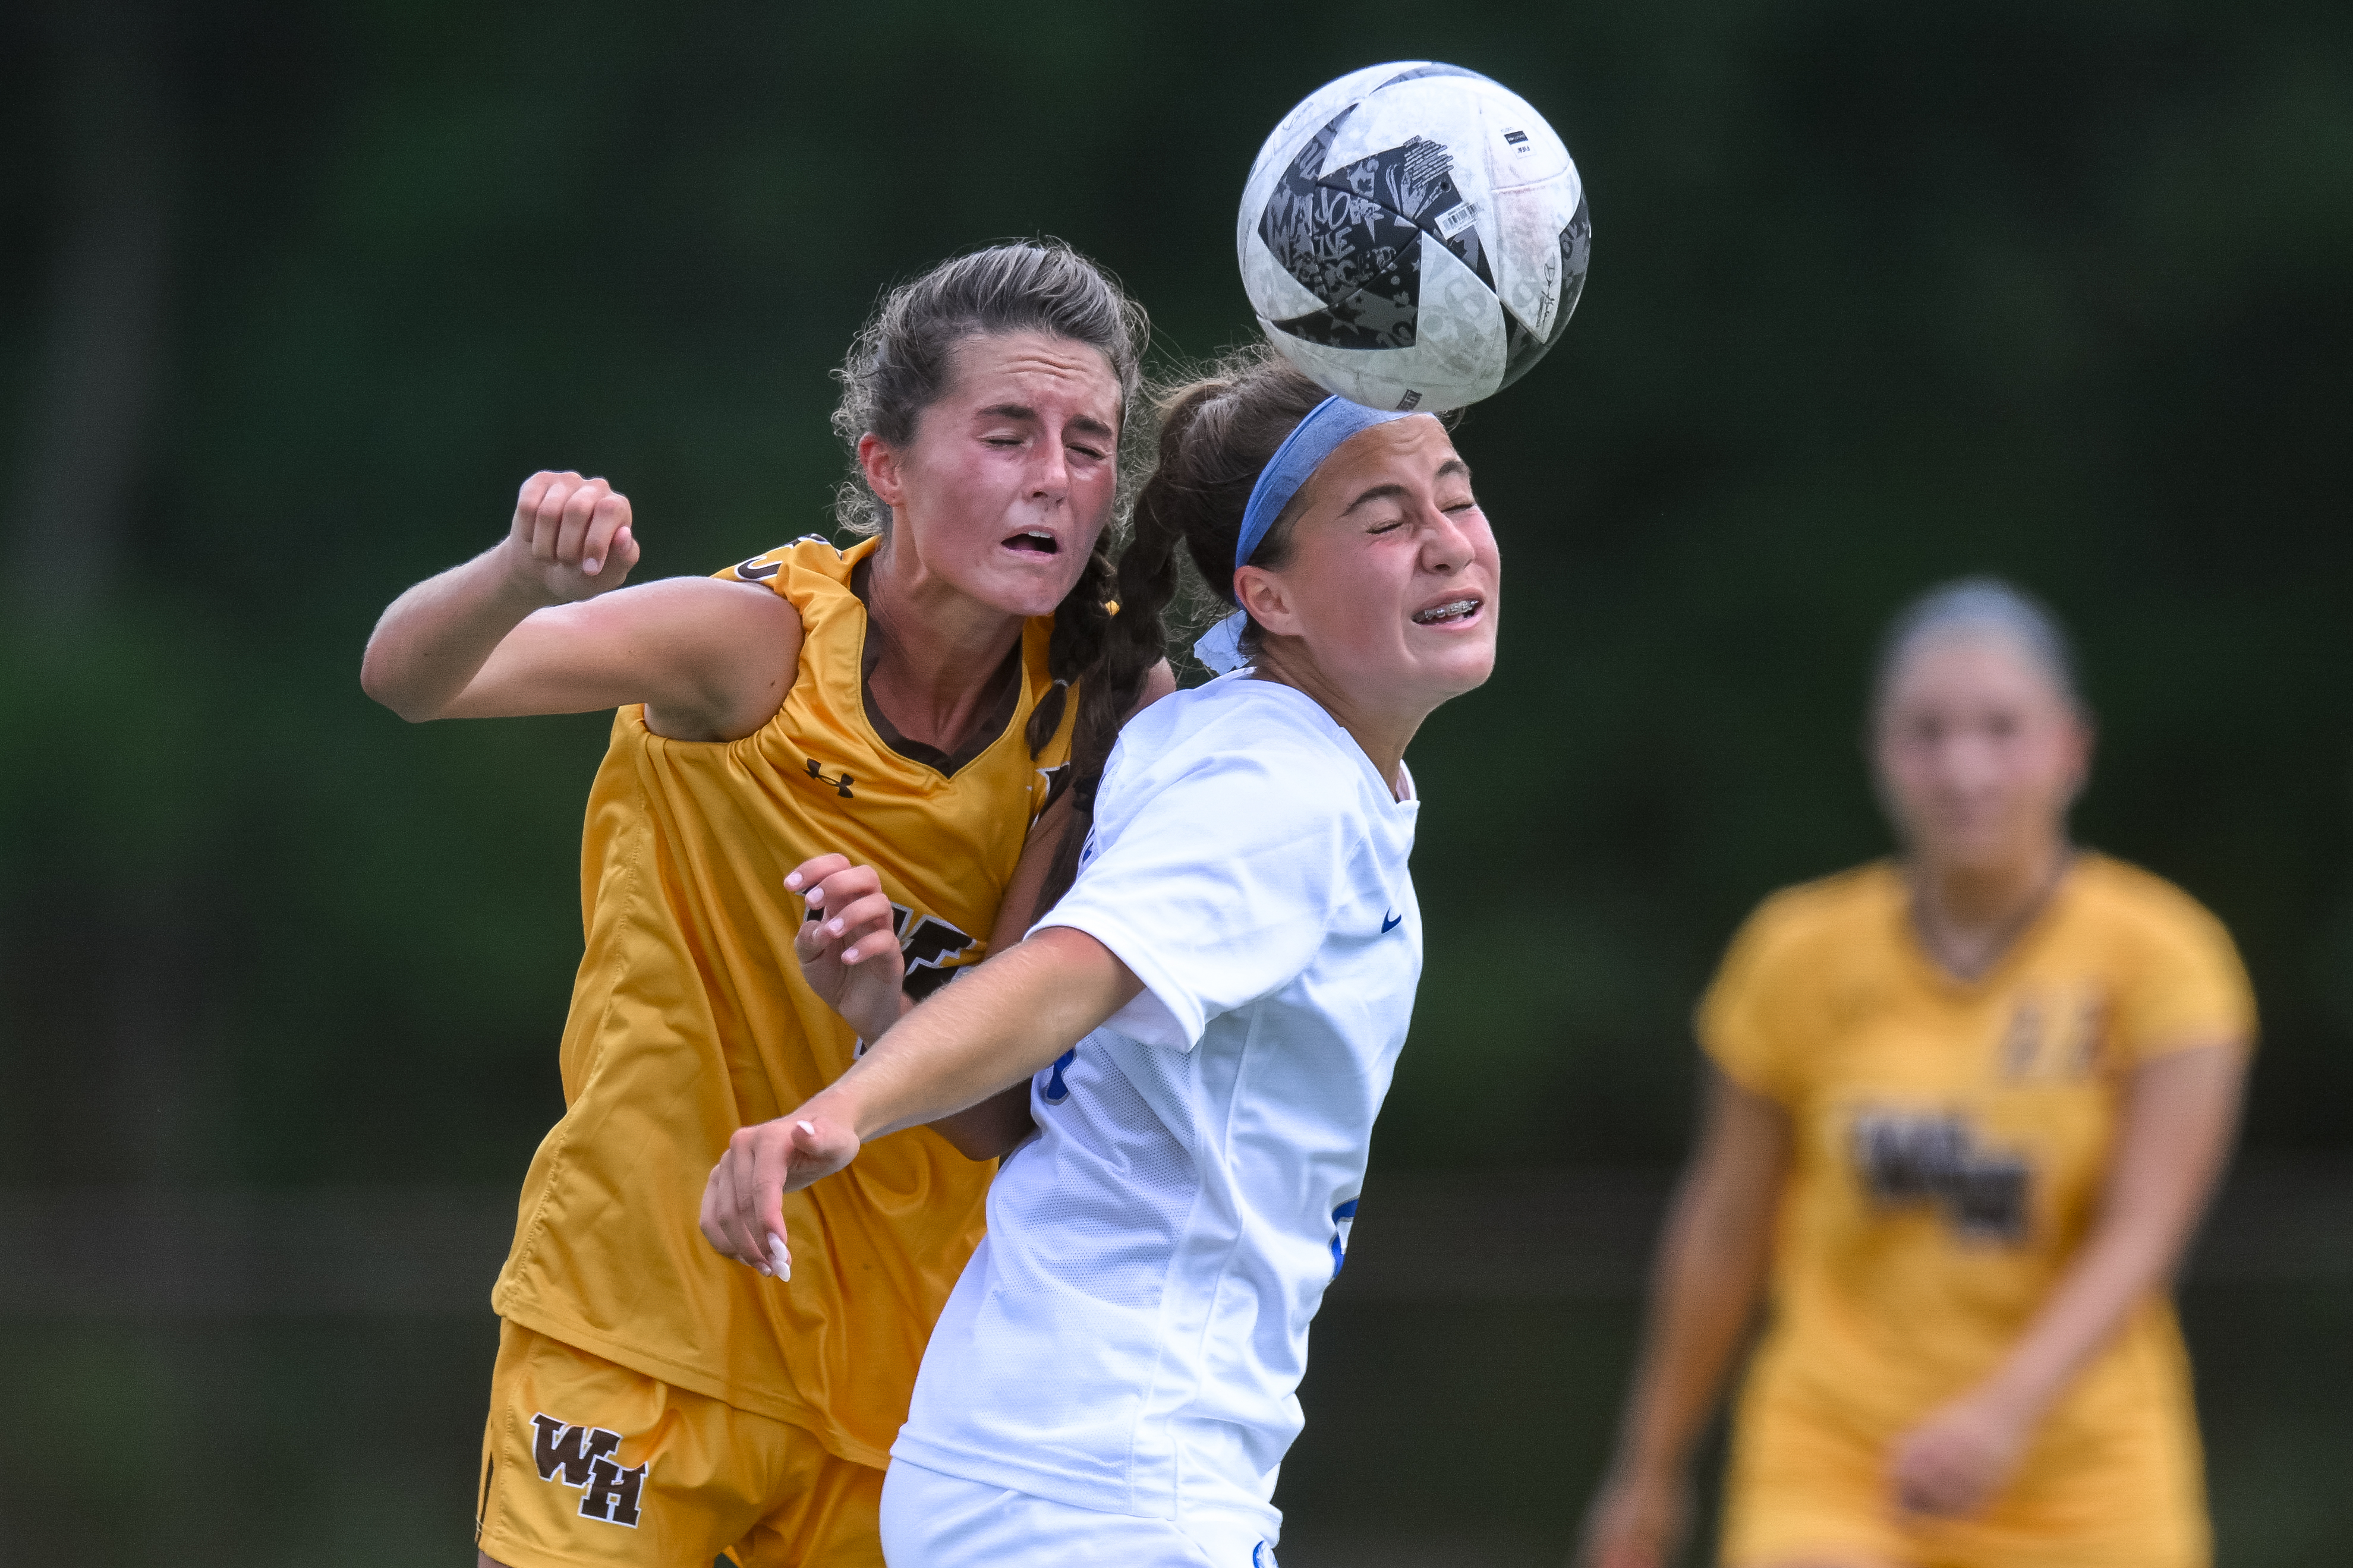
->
<box><xmin>1239</xmin><ymin>415</ymin><xmax>1501</xmax><ymax>791</ymax></box>
<box><xmin>1577</xmin><ymin>629</ymin><xmax>2244</xmax><ymax>1568</ymax></box>
<box><xmin>857</xmin><ymin>330</ymin><xmax>1124</xmax><ymax>749</ymax></box>
<box><xmin>1875</xmin><ymin>632</ymin><xmax>2092</xmax><ymax>980</ymax></box>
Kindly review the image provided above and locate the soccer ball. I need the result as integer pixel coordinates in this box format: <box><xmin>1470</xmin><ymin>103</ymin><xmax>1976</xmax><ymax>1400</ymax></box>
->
<box><xmin>1239</xmin><ymin>62</ymin><xmax>1590</xmax><ymax>412</ymax></box>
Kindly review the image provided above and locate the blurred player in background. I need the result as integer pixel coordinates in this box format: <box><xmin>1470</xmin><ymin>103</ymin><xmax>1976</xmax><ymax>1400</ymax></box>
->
<box><xmin>360</xmin><ymin>241</ymin><xmax>1171</xmax><ymax>1568</ymax></box>
<box><xmin>1579</xmin><ymin>579</ymin><xmax>2254</xmax><ymax>1568</ymax></box>
<box><xmin>704</xmin><ymin>350</ymin><xmax>1501</xmax><ymax>1566</ymax></box>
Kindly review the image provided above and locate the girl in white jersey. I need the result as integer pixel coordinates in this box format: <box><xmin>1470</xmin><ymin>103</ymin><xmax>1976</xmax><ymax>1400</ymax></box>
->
<box><xmin>701</xmin><ymin>348</ymin><xmax>1503</xmax><ymax>1566</ymax></box>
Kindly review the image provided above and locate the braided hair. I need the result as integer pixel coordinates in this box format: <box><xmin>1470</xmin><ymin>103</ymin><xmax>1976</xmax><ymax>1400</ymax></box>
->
<box><xmin>1026</xmin><ymin>345</ymin><xmax>1331</xmax><ymax>915</ymax></box>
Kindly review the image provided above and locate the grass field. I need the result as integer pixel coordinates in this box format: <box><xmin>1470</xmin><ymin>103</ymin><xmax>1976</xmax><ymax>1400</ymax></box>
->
<box><xmin>3</xmin><ymin>1280</ymin><xmax>2346</xmax><ymax>1564</ymax></box>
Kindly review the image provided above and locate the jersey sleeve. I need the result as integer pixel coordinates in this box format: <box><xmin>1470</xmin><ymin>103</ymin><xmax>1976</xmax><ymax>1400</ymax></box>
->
<box><xmin>1695</xmin><ymin>894</ymin><xmax>1810</xmax><ymax>1105</ymax></box>
<box><xmin>2112</xmin><ymin>889</ymin><xmax>2258</xmax><ymax>1065</ymax></box>
<box><xmin>1032</xmin><ymin>744</ymin><xmax>1357</xmax><ymax>1052</ymax></box>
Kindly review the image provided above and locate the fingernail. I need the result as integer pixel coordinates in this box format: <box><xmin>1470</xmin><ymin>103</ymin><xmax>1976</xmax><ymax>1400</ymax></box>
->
<box><xmin>797</xmin><ymin>1121</ymin><xmax>817</xmax><ymax>1135</ymax></box>
<box><xmin>807</xmin><ymin>888</ymin><xmax>824</xmax><ymax>906</ymax></box>
<box><xmin>784</xmin><ymin>872</ymin><xmax>802</xmax><ymax>889</ymax></box>
<box><xmin>583</xmin><ymin>557</ymin><xmax>600</xmax><ymax>573</ymax></box>
<box><xmin>843</xmin><ymin>946</ymin><xmax>859</xmax><ymax>962</ymax></box>
<box><xmin>827</xmin><ymin>918</ymin><xmax>843</xmax><ymax>935</ymax></box>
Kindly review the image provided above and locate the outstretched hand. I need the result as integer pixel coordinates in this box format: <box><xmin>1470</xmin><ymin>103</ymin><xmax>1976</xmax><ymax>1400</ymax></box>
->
<box><xmin>700</xmin><ymin>1109</ymin><xmax>861</xmax><ymax>1279</ymax></box>
<box><xmin>503</xmin><ymin>471</ymin><xmax>641</xmax><ymax>604</ymax></box>
<box><xmin>788</xmin><ymin>854</ymin><xmax>908</xmax><ymax>1046</ymax></box>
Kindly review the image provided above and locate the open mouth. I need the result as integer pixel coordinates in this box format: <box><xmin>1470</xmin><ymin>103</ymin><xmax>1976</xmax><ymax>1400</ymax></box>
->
<box><xmin>1003</xmin><ymin>529</ymin><xmax>1060</xmax><ymax>557</ymax></box>
<box><xmin>1411</xmin><ymin>596</ymin><xmax>1482</xmax><ymax>626</ymax></box>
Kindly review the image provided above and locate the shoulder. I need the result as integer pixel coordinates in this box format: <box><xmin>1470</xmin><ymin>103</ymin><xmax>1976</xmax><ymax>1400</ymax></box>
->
<box><xmin>1729</xmin><ymin>860</ymin><xmax>1901</xmax><ymax>968</ymax></box>
<box><xmin>2068</xmin><ymin>853</ymin><xmax>2240</xmax><ymax>958</ymax></box>
<box><xmin>1089</xmin><ymin>681</ymin><xmax>1366</xmax><ymax>855</ymax></box>
<box><xmin>1110</xmin><ymin>679</ymin><xmax>1359</xmax><ymax>793</ymax></box>
<box><xmin>714</xmin><ymin>535</ymin><xmax>880</xmax><ymax>627</ymax></box>
<box><xmin>714</xmin><ymin>534</ymin><xmax>851</xmax><ymax>591</ymax></box>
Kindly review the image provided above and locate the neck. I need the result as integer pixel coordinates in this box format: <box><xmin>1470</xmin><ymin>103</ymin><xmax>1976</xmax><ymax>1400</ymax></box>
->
<box><xmin>1250</xmin><ymin>643</ymin><xmax>1420</xmax><ymax>799</ymax></box>
<box><xmin>1909</xmin><ymin>835</ymin><xmax>2071</xmax><ymax>978</ymax></box>
<box><xmin>862</xmin><ymin>534</ymin><xmax>1026</xmax><ymax>751</ymax></box>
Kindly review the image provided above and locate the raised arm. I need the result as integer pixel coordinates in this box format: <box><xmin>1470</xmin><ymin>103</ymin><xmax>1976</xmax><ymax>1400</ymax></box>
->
<box><xmin>1886</xmin><ymin>1039</ymin><xmax>2247</xmax><ymax>1516</ymax></box>
<box><xmin>1578</xmin><ymin>1069</ymin><xmax>1790</xmax><ymax>1568</ymax></box>
<box><xmin>360</xmin><ymin>471</ymin><xmax>801</xmax><ymax>741</ymax></box>
<box><xmin>700</xmin><ymin>925</ymin><xmax>1142</xmax><ymax>1276</ymax></box>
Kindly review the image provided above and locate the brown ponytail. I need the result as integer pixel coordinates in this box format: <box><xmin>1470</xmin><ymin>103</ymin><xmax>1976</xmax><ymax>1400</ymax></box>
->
<box><xmin>1028</xmin><ymin>345</ymin><xmax>1334</xmax><ymax>917</ymax></box>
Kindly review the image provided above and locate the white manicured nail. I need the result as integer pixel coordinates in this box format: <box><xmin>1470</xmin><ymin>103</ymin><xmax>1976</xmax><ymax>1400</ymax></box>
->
<box><xmin>767</xmin><ymin>1236</ymin><xmax>792</xmax><ymax>1280</ymax></box>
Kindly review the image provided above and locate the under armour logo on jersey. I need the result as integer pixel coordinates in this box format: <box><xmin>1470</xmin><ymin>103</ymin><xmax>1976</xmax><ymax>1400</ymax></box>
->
<box><xmin>803</xmin><ymin>757</ymin><xmax>856</xmax><ymax>799</ymax></box>
<box><xmin>529</xmin><ymin>1414</ymin><xmax>647</xmax><ymax>1528</ymax></box>
<box><xmin>1042</xmin><ymin>1048</ymin><xmax>1076</xmax><ymax>1105</ymax></box>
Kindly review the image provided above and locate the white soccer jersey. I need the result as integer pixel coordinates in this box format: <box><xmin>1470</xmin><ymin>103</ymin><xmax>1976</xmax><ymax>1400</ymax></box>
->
<box><xmin>890</xmin><ymin>672</ymin><xmax>1423</xmax><ymax>1544</ymax></box>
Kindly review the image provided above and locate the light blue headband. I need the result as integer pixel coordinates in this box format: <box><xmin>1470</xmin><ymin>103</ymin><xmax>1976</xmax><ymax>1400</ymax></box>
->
<box><xmin>1193</xmin><ymin>395</ymin><xmax>1417</xmax><ymax>673</ymax></box>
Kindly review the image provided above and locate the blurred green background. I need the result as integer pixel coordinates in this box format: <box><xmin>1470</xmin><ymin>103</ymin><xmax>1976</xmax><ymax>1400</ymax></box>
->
<box><xmin>2</xmin><ymin>0</ymin><xmax>2347</xmax><ymax>1563</ymax></box>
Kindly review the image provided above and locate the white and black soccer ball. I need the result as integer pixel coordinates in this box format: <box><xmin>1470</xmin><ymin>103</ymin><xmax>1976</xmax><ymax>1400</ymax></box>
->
<box><xmin>1239</xmin><ymin>62</ymin><xmax>1590</xmax><ymax>412</ymax></box>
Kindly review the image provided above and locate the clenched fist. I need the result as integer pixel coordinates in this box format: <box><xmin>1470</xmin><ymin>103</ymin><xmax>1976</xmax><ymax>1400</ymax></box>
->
<box><xmin>505</xmin><ymin>471</ymin><xmax>641</xmax><ymax>602</ymax></box>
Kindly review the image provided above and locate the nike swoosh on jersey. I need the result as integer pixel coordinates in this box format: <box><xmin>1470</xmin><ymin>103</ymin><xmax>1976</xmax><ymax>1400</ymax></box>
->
<box><xmin>1381</xmin><ymin>910</ymin><xmax>1403</xmax><ymax>933</ymax></box>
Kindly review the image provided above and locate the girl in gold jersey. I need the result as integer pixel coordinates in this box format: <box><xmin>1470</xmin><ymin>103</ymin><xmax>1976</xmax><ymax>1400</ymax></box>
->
<box><xmin>1579</xmin><ymin>580</ymin><xmax>2254</xmax><ymax>1568</ymax></box>
<box><xmin>361</xmin><ymin>244</ymin><xmax>1174</xmax><ymax>1568</ymax></box>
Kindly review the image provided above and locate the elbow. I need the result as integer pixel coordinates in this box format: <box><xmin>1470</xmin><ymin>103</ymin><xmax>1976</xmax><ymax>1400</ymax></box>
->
<box><xmin>359</xmin><ymin>643</ymin><xmax>436</xmax><ymax>722</ymax></box>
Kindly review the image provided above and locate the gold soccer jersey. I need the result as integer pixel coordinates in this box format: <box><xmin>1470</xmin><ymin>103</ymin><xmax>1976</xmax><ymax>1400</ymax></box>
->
<box><xmin>1702</xmin><ymin>856</ymin><xmax>2255</xmax><ymax>1567</ymax></box>
<box><xmin>490</xmin><ymin>535</ymin><xmax>1075</xmax><ymax>1468</ymax></box>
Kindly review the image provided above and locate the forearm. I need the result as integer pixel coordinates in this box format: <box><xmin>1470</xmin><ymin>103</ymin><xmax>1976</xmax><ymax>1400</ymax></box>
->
<box><xmin>362</xmin><ymin>542</ymin><xmax>545</xmax><ymax>720</ymax></box>
<box><xmin>814</xmin><ymin>927</ymin><xmax>1135</xmax><ymax>1141</ymax></box>
<box><xmin>845</xmin><ymin>989</ymin><xmax>1039</xmax><ymax>1156</ymax></box>
<box><xmin>1971</xmin><ymin>1220</ymin><xmax>2179</xmax><ymax>1427</ymax></box>
<box><xmin>1970</xmin><ymin>1043</ymin><xmax>2243</xmax><ymax>1426</ymax></box>
<box><xmin>1612</xmin><ymin>1184</ymin><xmax>1773</xmax><ymax>1478</ymax></box>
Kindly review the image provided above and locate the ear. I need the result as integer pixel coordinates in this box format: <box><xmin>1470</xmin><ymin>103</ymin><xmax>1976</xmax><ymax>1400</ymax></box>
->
<box><xmin>2064</xmin><ymin>715</ymin><xmax>2098</xmax><ymax>803</ymax></box>
<box><xmin>858</xmin><ymin>433</ymin><xmax>906</xmax><ymax>512</ymax></box>
<box><xmin>1233</xmin><ymin>565</ymin><xmax>1306</xmax><ymax>639</ymax></box>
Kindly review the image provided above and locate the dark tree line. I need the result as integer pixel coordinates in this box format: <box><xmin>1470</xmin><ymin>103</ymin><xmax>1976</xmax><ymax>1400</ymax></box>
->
<box><xmin>2</xmin><ymin>0</ymin><xmax>2347</xmax><ymax>1186</ymax></box>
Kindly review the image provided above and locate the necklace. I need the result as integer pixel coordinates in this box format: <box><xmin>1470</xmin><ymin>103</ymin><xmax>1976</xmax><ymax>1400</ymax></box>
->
<box><xmin>1908</xmin><ymin>847</ymin><xmax>2075</xmax><ymax>983</ymax></box>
